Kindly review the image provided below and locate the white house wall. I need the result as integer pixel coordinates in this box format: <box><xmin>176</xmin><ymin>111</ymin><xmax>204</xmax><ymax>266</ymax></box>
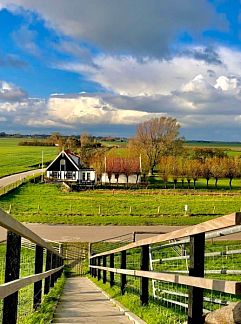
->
<box><xmin>101</xmin><ymin>173</ymin><xmax>140</xmax><ymax>184</ymax></box>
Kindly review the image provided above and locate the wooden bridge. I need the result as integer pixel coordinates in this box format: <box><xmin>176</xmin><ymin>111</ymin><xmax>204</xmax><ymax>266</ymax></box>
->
<box><xmin>0</xmin><ymin>207</ymin><xmax>241</xmax><ymax>323</ymax></box>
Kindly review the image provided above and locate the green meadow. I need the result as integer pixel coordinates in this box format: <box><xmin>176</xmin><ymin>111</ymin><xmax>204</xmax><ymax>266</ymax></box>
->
<box><xmin>0</xmin><ymin>138</ymin><xmax>58</xmax><ymax>178</ymax></box>
<box><xmin>1</xmin><ymin>183</ymin><xmax>241</xmax><ymax>225</ymax></box>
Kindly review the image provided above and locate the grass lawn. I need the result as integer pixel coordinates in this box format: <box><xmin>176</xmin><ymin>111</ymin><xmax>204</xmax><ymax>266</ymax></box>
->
<box><xmin>1</xmin><ymin>182</ymin><xmax>241</xmax><ymax>225</ymax></box>
<box><xmin>0</xmin><ymin>138</ymin><xmax>58</xmax><ymax>178</ymax></box>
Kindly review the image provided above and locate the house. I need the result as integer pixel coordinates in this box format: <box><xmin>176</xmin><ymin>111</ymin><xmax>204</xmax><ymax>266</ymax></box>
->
<box><xmin>101</xmin><ymin>156</ymin><xmax>142</xmax><ymax>184</ymax></box>
<box><xmin>46</xmin><ymin>150</ymin><xmax>96</xmax><ymax>185</ymax></box>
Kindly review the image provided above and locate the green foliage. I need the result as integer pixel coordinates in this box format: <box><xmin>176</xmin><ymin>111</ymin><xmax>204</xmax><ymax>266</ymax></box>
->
<box><xmin>2</xmin><ymin>183</ymin><xmax>241</xmax><ymax>226</ymax></box>
<box><xmin>90</xmin><ymin>277</ymin><xmax>186</xmax><ymax>323</ymax></box>
<box><xmin>0</xmin><ymin>138</ymin><xmax>58</xmax><ymax>178</ymax></box>
<box><xmin>21</xmin><ymin>274</ymin><xmax>66</xmax><ymax>324</ymax></box>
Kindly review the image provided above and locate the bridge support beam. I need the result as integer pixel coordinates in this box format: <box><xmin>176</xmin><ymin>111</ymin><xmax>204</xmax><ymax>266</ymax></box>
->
<box><xmin>3</xmin><ymin>231</ymin><xmax>21</xmax><ymax>324</ymax></box>
<box><xmin>110</xmin><ymin>254</ymin><xmax>114</xmax><ymax>287</ymax></box>
<box><xmin>103</xmin><ymin>256</ymin><xmax>107</xmax><ymax>284</ymax></box>
<box><xmin>188</xmin><ymin>233</ymin><xmax>205</xmax><ymax>324</ymax></box>
<box><xmin>140</xmin><ymin>245</ymin><xmax>149</xmax><ymax>305</ymax></box>
<box><xmin>33</xmin><ymin>245</ymin><xmax>44</xmax><ymax>310</ymax></box>
<box><xmin>97</xmin><ymin>257</ymin><xmax>101</xmax><ymax>280</ymax></box>
<box><xmin>121</xmin><ymin>251</ymin><xmax>127</xmax><ymax>295</ymax></box>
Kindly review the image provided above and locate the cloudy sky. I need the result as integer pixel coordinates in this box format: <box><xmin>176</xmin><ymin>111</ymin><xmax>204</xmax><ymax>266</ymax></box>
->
<box><xmin>0</xmin><ymin>1</ymin><xmax>241</xmax><ymax>140</ymax></box>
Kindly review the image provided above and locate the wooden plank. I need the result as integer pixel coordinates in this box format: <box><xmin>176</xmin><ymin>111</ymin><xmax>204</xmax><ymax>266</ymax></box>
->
<box><xmin>0</xmin><ymin>208</ymin><xmax>62</xmax><ymax>257</ymax></box>
<box><xmin>0</xmin><ymin>266</ymin><xmax>64</xmax><ymax>299</ymax></box>
<box><xmin>3</xmin><ymin>232</ymin><xmax>21</xmax><ymax>324</ymax></box>
<box><xmin>89</xmin><ymin>266</ymin><xmax>241</xmax><ymax>295</ymax></box>
<box><xmin>90</xmin><ymin>212</ymin><xmax>241</xmax><ymax>258</ymax></box>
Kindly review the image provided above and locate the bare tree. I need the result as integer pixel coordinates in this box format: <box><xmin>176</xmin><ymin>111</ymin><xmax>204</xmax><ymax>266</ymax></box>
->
<box><xmin>201</xmin><ymin>159</ymin><xmax>212</xmax><ymax>188</ymax></box>
<box><xmin>158</xmin><ymin>156</ymin><xmax>173</xmax><ymax>189</ymax></box>
<box><xmin>189</xmin><ymin>159</ymin><xmax>202</xmax><ymax>190</ymax></box>
<box><xmin>210</xmin><ymin>157</ymin><xmax>225</xmax><ymax>189</ymax></box>
<box><xmin>132</xmin><ymin>117</ymin><xmax>183</xmax><ymax>175</ymax></box>
<box><xmin>223</xmin><ymin>157</ymin><xmax>240</xmax><ymax>190</ymax></box>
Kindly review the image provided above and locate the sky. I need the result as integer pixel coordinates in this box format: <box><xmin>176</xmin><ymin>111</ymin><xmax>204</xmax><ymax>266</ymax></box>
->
<box><xmin>0</xmin><ymin>1</ymin><xmax>241</xmax><ymax>140</ymax></box>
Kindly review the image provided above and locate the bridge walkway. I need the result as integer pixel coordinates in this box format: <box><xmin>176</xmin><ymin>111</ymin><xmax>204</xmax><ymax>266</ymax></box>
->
<box><xmin>53</xmin><ymin>277</ymin><xmax>132</xmax><ymax>323</ymax></box>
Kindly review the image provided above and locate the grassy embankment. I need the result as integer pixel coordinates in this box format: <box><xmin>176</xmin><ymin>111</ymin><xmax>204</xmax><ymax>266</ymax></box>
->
<box><xmin>1</xmin><ymin>183</ymin><xmax>241</xmax><ymax>225</ymax></box>
<box><xmin>0</xmin><ymin>138</ymin><xmax>57</xmax><ymax>178</ymax></box>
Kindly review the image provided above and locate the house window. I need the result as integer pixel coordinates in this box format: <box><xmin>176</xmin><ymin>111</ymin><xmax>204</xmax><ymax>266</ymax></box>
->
<box><xmin>60</xmin><ymin>159</ymin><xmax>66</xmax><ymax>171</ymax></box>
<box><xmin>82</xmin><ymin>173</ymin><xmax>86</xmax><ymax>181</ymax></box>
<box><xmin>87</xmin><ymin>172</ymin><xmax>90</xmax><ymax>181</ymax></box>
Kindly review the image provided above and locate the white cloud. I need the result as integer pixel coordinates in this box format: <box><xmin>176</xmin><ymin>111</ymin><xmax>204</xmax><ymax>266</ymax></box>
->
<box><xmin>214</xmin><ymin>76</ymin><xmax>241</xmax><ymax>92</ymax></box>
<box><xmin>0</xmin><ymin>80</ymin><xmax>27</xmax><ymax>101</ymax></box>
<box><xmin>48</xmin><ymin>95</ymin><xmax>163</xmax><ymax>125</ymax></box>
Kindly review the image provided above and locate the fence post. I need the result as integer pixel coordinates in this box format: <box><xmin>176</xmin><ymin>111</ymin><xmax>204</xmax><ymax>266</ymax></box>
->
<box><xmin>97</xmin><ymin>256</ymin><xmax>101</xmax><ymax>281</ymax></box>
<box><xmin>103</xmin><ymin>256</ymin><xmax>107</xmax><ymax>284</ymax></box>
<box><xmin>140</xmin><ymin>245</ymin><xmax>149</xmax><ymax>305</ymax></box>
<box><xmin>44</xmin><ymin>251</ymin><xmax>52</xmax><ymax>294</ymax></box>
<box><xmin>3</xmin><ymin>231</ymin><xmax>21</xmax><ymax>324</ymax></box>
<box><xmin>121</xmin><ymin>251</ymin><xmax>127</xmax><ymax>295</ymax></box>
<box><xmin>33</xmin><ymin>245</ymin><xmax>44</xmax><ymax>310</ymax></box>
<box><xmin>188</xmin><ymin>233</ymin><xmax>205</xmax><ymax>324</ymax></box>
<box><xmin>110</xmin><ymin>254</ymin><xmax>115</xmax><ymax>287</ymax></box>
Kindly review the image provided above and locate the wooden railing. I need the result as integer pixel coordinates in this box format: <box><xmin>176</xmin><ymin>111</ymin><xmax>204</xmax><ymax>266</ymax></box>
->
<box><xmin>89</xmin><ymin>212</ymin><xmax>241</xmax><ymax>324</ymax></box>
<box><xmin>0</xmin><ymin>208</ymin><xmax>64</xmax><ymax>324</ymax></box>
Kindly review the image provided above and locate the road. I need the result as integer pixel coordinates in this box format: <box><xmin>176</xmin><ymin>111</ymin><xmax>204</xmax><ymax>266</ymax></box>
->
<box><xmin>0</xmin><ymin>224</ymin><xmax>185</xmax><ymax>242</ymax></box>
<box><xmin>0</xmin><ymin>223</ymin><xmax>241</xmax><ymax>242</ymax></box>
<box><xmin>0</xmin><ymin>169</ymin><xmax>43</xmax><ymax>188</ymax></box>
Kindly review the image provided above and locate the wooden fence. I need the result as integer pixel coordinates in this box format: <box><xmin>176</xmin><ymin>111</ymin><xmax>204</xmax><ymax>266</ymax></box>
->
<box><xmin>89</xmin><ymin>212</ymin><xmax>241</xmax><ymax>323</ymax></box>
<box><xmin>0</xmin><ymin>208</ymin><xmax>64</xmax><ymax>324</ymax></box>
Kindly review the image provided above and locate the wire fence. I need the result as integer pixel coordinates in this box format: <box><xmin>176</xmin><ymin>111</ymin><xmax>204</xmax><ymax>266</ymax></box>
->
<box><xmin>90</xmin><ymin>218</ymin><xmax>241</xmax><ymax>323</ymax></box>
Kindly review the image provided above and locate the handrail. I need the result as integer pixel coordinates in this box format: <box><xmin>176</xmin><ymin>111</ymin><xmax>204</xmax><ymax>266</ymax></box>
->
<box><xmin>89</xmin><ymin>265</ymin><xmax>241</xmax><ymax>294</ymax></box>
<box><xmin>0</xmin><ymin>265</ymin><xmax>64</xmax><ymax>299</ymax></box>
<box><xmin>0</xmin><ymin>208</ymin><xmax>62</xmax><ymax>257</ymax></box>
<box><xmin>0</xmin><ymin>207</ymin><xmax>65</xmax><ymax>323</ymax></box>
<box><xmin>90</xmin><ymin>212</ymin><xmax>241</xmax><ymax>258</ymax></box>
<box><xmin>89</xmin><ymin>212</ymin><xmax>241</xmax><ymax>323</ymax></box>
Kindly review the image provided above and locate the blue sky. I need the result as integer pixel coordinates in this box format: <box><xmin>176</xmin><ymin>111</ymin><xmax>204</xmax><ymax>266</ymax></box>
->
<box><xmin>1</xmin><ymin>0</ymin><xmax>241</xmax><ymax>140</ymax></box>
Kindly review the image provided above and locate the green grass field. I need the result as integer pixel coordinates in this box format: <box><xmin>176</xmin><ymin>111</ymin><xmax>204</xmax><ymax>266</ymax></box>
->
<box><xmin>0</xmin><ymin>138</ymin><xmax>58</xmax><ymax>178</ymax></box>
<box><xmin>1</xmin><ymin>182</ymin><xmax>241</xmax><ymax>225</ymax></box>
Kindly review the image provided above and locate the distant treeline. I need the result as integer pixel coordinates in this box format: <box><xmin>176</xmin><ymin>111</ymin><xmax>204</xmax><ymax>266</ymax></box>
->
<box><xmin>18</xmin><ymin>140</ymin><xmax>55</xmax><ymax>146</ymax></box>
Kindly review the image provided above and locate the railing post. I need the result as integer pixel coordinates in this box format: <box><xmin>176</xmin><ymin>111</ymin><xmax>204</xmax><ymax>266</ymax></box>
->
<box><xmin>121</xmin><ymin>251</ymin><xmax>127</xmax><ymax>295</ymax></box>
<box><xmin>51</xmin><ymin>254</ymin><xmax>56</xmax><ymax>287</ymax></box>
<box><xmin>90</xmin><ymin>258</ymin><xmax>93</xmax><ymax>276</ymax></box>
<box><xmin>110</xmin><ymin>253</ymin><xmax>115</xmax><ymax>287</ymax></box>
<box><xmin>97</xmin><ymin>256</ymin><xmax>101</xmax><ymax>281</ymax></box>
<box><xmin>103</xmin><ymin>256</ymin><xmax>107</xmax><ymax>283</ymax></box>
<box><xmin>33</xmin><ymin>245</ymin><xmax>44</xmax><ymax>310</ymax></box>
<box><xmin>188</xmin><ymin>233</ymin><xmax>205</xmax><ymax>324</ymax></box>
<box><xmin>93</xmin><ymin>257</ymin><xmax>97</xmax><ymax>277</ymax></box>
<box><xmin>44</xmin><ymin>250</ymin><xmax>52</xmax><ymax>294</ymax></box>
<box><xmin>3</xmin><ymin>231</ymin><xmax>21</xmax><ymax>324</ymax></box>
<box><xmin>140</xmin><ymin>245</ymin><xmax>149</xmax><ymax>305</ymax></box>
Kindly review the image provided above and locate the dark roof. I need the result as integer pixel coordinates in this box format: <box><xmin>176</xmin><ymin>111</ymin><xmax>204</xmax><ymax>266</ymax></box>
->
<box><xmin>46</xmin><ymin>150</ymin><xmax>90</xmax><ymax>171</ymax></box>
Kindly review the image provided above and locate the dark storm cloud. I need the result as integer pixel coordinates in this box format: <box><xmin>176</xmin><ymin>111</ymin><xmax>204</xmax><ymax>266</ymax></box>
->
<box><xmin>2</xmin><ymin>0</ymin><xmax>226</xmax><ymax>58</ymax></box>
<box><xmin>182</xmin><ymin>47</ymin><xmax>223</xmax><ymax>65</ymax></box>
